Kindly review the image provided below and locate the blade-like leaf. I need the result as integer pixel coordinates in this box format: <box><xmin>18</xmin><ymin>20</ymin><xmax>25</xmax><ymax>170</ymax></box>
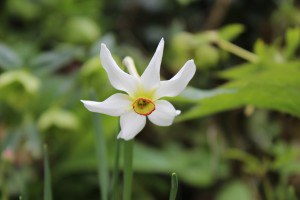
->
<box><xmin>0</xmin><ymin>43</ymin><xmax>23</xmax><ymax>70</ymax></box>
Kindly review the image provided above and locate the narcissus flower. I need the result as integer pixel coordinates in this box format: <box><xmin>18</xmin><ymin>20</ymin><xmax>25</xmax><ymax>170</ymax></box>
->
<box><xmin>81</xmin><ymin>39</ymin><xmax>196</xmax><ymax>140</ymax></box>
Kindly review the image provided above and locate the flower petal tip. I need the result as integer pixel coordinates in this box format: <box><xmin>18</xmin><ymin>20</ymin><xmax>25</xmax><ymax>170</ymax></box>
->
<box><xmin>187</xmin><ymin>59</ymin><xmax>196</xmax><ymax>65</ymax></box>
<box><xmin>100</xmin><ymin>43</ymin><xmax>108</xmax><ymax>51</ymax></box>
<box><xmin>176</xmin><ymin>110</ymin><xmax>181</xmax><ymax>116</ymax></box>
<box><xmin>187</xmin><ymin>59</ymin><xmax>196</xmax><ymax>73</ymax></box>
<box><xmin>117</xmin><ymin>132</ymin><xmax>122</xmax><ymax>139</ymax></box>
<box><xmin>158</xmin><ymin>38</ymin><xmax>165</xmax><ymax>47</ymax></box>
<box><xmin>117</xmin><ymin>131</ymin><xmax>132</xmax><ymax>141</ymax></box>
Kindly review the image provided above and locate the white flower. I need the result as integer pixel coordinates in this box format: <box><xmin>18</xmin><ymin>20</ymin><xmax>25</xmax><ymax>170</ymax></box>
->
<box><xmin>81</xmin><ymin>39</ymin><xmax>196</xmax><ymax>140</ymax></box>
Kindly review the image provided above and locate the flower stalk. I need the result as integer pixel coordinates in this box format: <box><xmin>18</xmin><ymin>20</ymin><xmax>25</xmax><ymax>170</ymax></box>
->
<box><xmin>92</xmin><ymin>112</ymin><xmax>109</xmax><ymax>200</ymax></box>
<box><xmin>123</xmin><ymin>140</ymin><xmax>134</xmax><ymax>200</ymax></box>
<box><xmin>43</xmin><ymin>145</ymin><xmax>53</xmax><ymax>200</ymax></box>
<box><xmin>217</xmin><ymin>38</ymin><xmax>259</xmax><ymax>63</ymax></box>
<box><xmin>110</xmin><ymin>139</ymin><xmax>121</xmax><ymax>200</ymax></box>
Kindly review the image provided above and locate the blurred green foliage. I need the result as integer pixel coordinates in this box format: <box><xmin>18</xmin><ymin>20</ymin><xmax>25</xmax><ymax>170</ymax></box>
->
<box><xmin>0</xmin><ymin>0</ymin><xmax>300</xmax><ymax>199</ymax></box>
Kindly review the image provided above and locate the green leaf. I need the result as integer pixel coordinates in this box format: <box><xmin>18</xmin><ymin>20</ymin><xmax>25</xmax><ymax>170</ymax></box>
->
<box><xmin>0</xmin><ymin>70</ymin><xmax>40</xmax><ymax>94</ymax></box>
<box><xmin>253</xmin><ymin>39</ymin><xmax>267</xmax><ymax>59</ymax></box>
<box><xmin>0</xmin><ymin>70</ymin><xmax>40</xmax><ymax>109</ymax></box>
<box><xmin>253</xmin><ymin>38</ymin><xmax>284</xmax><ymax>62</ymax></box>
<box><xmin>194</xmin><ymin>44</ymin><xmax>220</xmax><ymax>69</ymax></box>
<box><xmin>218</xmin><ymin>61</ymin><xmax>300</xmax><ymax>80</ymax></box>
<box><xmin>0</xmin><ymin>43</ymin><xmax>23</xmax><ymax>70</ymax></box>
<box><xmin>6</xmin><ymin>0</ymin><xmax>40</xmax><ymax>20</ymax></box>
<box><xmin>29</xmin><ymin>47</ymin><xmax>83</xmax><ymax>75</ymax></box>
<box><xmin>178</xmin><ymin>62</ymin><xmax>300</xmax><ymax>121</ymax></box>
<box><xmin>216</xmin><ymin>181</ymin><xmax>253</xmax><ymax>200</ymax></box>
<box><xmin>61</xmin><ymin>17</ymin><xmax>101</xmax><ymax>44</ymax></box>
<box><xmin>219</xmin><ymin>24</ymin><xmax>245</xmax><ymax>41</ymax></box>
<box><xmin>38</xmin><ymin>108</ymin><xmax>80</xmax><ymax>131</ymax></box>
<box><xmin>287</xmin><ymin>186</ymin><xmax>297</xmax><ymax>200</ymax></box>
<box><xmin>55</xmin><ymin>142</ymin><xmax>229</xmax><ymax>187</ymax></box>
<box><xmin>132</xmin><ymin>143</ymin><xmax>229</xmax><ymax>187</ymax></box>
<box><xmin>169</xmin><ymin>86</ymin><xmax>234</xmax><ymax>103</ymax></box>
<box><xmin>272</xmin><ymin>142</ymin><xmax>300</xmax><ymax>176</ymax></box>
<box><xmin>218</xmin><ymin>63</ymin><xmax>260</xmax><ymax>80</ymax></box>
<box><xmin>169</xmin><ymin>173</ymin><xmax>178</xmax><ymax>200</ymax></box>
<box><xmin>284</xmin><ymin>27</ymin><xmax>300</xmax><ymax>59</ymax></box>
<box><xmin>225</xmin><ymin>149</ymin><xmax>265</xmax><ymax>175</ymax></box>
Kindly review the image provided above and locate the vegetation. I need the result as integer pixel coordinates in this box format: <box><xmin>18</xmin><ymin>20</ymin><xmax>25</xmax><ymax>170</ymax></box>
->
<box><xmin>0</xmin><ymin>0</ymin><xmax>299</xmax><ymax>199</ymax></box>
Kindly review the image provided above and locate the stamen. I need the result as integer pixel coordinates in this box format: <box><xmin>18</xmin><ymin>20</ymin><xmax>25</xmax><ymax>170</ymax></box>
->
<box><xmin>132</xmin><ymin>97</ymin><xmax>155</xmax><ymax>116</ymax></box>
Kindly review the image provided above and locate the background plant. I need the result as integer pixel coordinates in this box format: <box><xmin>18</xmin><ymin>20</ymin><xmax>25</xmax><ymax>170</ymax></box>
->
<box><xmin>0</xmin><ymin>0</ymin><xmax>299</xmax><ymax>199</ymax></box>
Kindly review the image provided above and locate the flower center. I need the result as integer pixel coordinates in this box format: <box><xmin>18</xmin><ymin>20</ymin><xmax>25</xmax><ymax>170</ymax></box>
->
<box><xmin>132</xmin><ymin>97</ymin><xmax>155</xmax><ymax>116</ymax></box>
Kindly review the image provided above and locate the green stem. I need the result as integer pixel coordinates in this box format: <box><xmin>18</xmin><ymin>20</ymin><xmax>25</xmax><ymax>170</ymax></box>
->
<box><xmin>1</xmin><ymin>185</ymin><xmax>8</xmax><ymax>200</ymax></box>
<box><xmin>92</xmin><ymin>114</ymin><xmax>109</xmax><ymax>200</ymax></box>
<box><xmin>43</xmin><ymin>145</ymin><xmax>53</xmax><ymax>200</ymax></box>
<box><xmin>277</xmin><ymin>174</ymin><xmax>288</xmax><ymax>200</ymax></box>
<box><xmin>1</xmin><ymin>166</ymin><xmax>8</xmax><ymax>200</ymax></box>
<box><xmin>263</xmin><ymin>177</ymin><xmax>273</xmax><ymax>200</ymax></box>
<box><xmin>110</xmin><ymin>139</ymin><xmax>121</xmax><ymax>200</ymax></box>
<box><xmin>217</xmin><ymin>39</ymin><xmax>259</xmax><ymax>63</ymax></box>
<box><xmin>169</xmin><ymin>173</ymin><xmax>178</xmax><ymax>200</ymax></box>
<box><xmin>123</xmin><ymin>140</ymin><xmax>134</xmax><ymax>200</ymax></box>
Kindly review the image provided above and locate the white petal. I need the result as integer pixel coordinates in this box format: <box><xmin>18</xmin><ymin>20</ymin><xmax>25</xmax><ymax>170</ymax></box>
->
<box><xmin>117</xmin><ymin>111</ymin><xmax>146</xmax><ymax>140</ymax></box>
<box><xmin>140</xmin><ymin>38</ymin><xmax>164</xmax><ymax>92</ymax></box>
<box><xmin>148</xmin><ymin>100</ymin><xmax>180</xmax><ymax>126</ymax></box>
<box><xmin>100</xmin><ymin>44</ymin><xmax>138</xmax><ymax>96</ymax></box>
<box><xmin>81</xmin><ymin>93</ymin><xmax>131</xmax><ymax>116</ymax></box>
<box><xmin>154</xmin><ymin>59</ymin><xmax>196</xmax><ymax>99</ymax></box>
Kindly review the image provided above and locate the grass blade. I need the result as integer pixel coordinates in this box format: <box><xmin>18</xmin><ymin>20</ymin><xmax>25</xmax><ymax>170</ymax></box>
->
<box><xmin>43</xmin><ymin>144</ymin><xmax>52</xmax><ymax>200</ymax></box>
<box><xmin>110</xmin><ymin>139</ymin><xmax>121</xmax><ymax>200</ymax></box>
<box><xmin>123</xmin><ymin>140</ymin><xmax>133</xmax><ymax>200</ymax></box>
<box><xmin>169</xmin><ymin>173</ymin><xmax>178</xmax><ymax>200</ymax></box>
<box><xmin>92</xmin><ymin>113</ymin><xmax>109</xmax><ymax>200</ymax></box>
